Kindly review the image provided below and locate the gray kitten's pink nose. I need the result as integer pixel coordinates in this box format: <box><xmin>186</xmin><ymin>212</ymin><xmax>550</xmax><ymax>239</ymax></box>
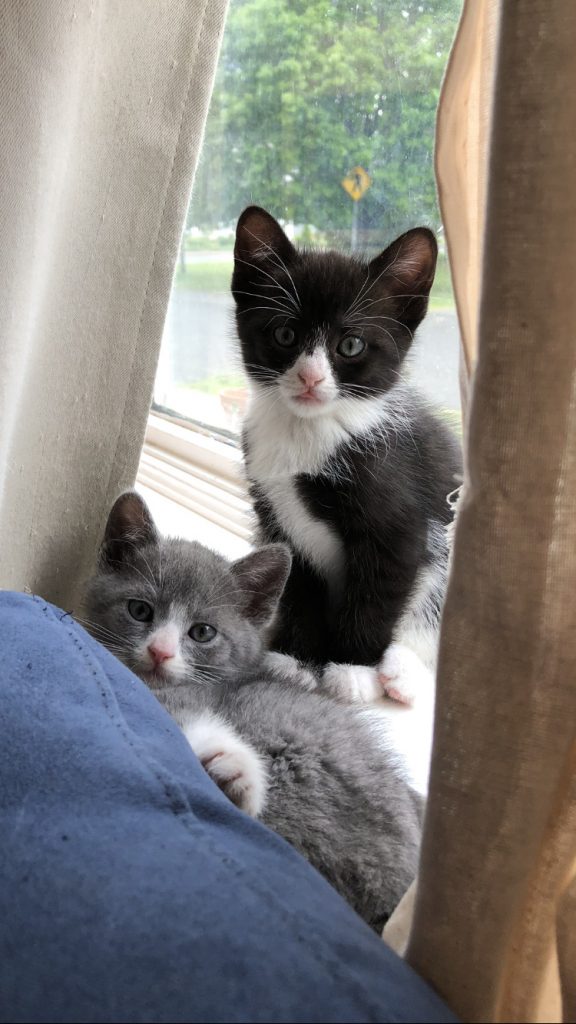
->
<box><xmin>147</xmin><ymin>642</ymin><xmax>174</xmax><ymax>665</ymax></box>
<box><xmin>298</xmin><ymin>369</ymin><xmax>325</xmax><ymax>388</ymax></box>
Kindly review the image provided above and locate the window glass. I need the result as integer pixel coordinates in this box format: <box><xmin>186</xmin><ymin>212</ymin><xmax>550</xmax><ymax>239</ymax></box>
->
<box><xmin>154</xmin><ymin>0</ymin><xmax>463</xmax><ymax>438</ymax></box>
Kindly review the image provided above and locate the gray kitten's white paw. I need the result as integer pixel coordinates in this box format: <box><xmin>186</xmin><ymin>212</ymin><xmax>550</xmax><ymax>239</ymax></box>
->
<box><xmin>264</xmin><ymin>651</ymin><xmax>318</xmax><ymax>691</ymax></box>
<box><xmin>378</xmin><ymin>643</ymin><xmax>433</xmax><ymax>707</ymax></box>
<box><xmin>322</xmin><ymin>662</ymin><xmax>382</xmax><ymax>703</ymax></box>
<box><xmin>183</xmin><ymin>713</ymin><xmax>268</xmax><ymax>818</ymax></box>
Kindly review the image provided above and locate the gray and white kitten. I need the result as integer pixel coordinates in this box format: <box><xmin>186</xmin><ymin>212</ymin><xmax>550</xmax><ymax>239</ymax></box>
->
<box><xmin>83</xmin><ymin>491</ymin><xmax>423</xmax><ymax>932</ymax></box>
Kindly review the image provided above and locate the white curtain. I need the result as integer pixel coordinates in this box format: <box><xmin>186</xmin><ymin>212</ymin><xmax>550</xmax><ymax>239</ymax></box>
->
<box><xmin>406</xmin><ymin>3</ymin><xmax>576</xmax><ymax>1022</ymax></box>
<box><xmin>0</xmin><ymin>0</ymin><xmax>229</xmax><ymax>609</ymax></box>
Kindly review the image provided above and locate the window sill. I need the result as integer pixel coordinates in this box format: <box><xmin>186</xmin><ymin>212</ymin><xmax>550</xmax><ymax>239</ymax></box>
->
<box><xmin>136</xmin><ymin>411</ymin><xmax>252</xmax><ymax>559</ymax></box>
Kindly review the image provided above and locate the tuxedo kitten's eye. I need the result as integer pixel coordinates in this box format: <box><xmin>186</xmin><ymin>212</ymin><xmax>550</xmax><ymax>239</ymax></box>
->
<box><xmin>128</xmin><ymin>599</ymin><xmax>154</xmax><ymax>622</ymax></box>
<box><xmin>337</xmin><ymin>336</ymin><xmax>366</xmax><ymax>358</ymax></box>
<box><xmin>273</xmin><ymin>325</ymin><xmax>296</xmax><ymax>347</ymax></box>
<box><xmin>189</xmin><ymin>623</ymin><xmax>217</xmax><ymax>643</ymax></box>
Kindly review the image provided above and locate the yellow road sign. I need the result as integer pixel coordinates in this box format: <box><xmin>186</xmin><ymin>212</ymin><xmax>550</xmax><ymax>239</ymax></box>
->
<box><xmin>341</xmin><ymin>166</ymin><xmax>371</xmax><ymax>201</ymax></box>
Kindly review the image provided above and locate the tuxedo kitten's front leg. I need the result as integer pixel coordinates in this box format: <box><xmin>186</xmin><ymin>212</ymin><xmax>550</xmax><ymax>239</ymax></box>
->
<box><xmin>182</xmin><ymin>712</ymin><xmax>268</xmax><ymax>817</ymax></box>
<box><xmin>322</xmin><ymin>644</ymin><xmax>433</xmax><ymax>708</ymax></box>
<box><xmin>377</xmin><ymin>643</ymin><xmax>434</xmax><ymax>706</ymax></box>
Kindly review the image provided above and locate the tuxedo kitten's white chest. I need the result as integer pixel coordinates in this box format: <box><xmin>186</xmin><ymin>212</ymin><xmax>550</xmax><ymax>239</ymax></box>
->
<box><xmin>263</xmin><ymin>477</ymin><xmax>345</xmax><ymax>587</ymax></box>
<box><xmin>244</xmin><ymin>385</ymin><xmax>395</xmax><ymax>588</ymax></box>
<box><xmin>245</xmin><ymin>391</ymin><xmax>348</xmax><ymax>586</ymax></box>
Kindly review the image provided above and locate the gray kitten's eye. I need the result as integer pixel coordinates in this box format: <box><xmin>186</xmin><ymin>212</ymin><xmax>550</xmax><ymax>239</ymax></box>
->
<box><xmin>273</xmin><ymin>325</ymin><xmax>296</xmax><ymax>347</ymax></box>
<box><xmin>128</xmin><ymin>599</ymin><xmax>154</xmax><ymax>622</ymax></box>
<box><xmin>189</xmin><ymin>623</ymin><xmax>217</xmax><ymax>643</ymax></box>
<box><xmin>337</xmin><ymin>336</ymin><xmax>366</xmax><ymax>358</ymax></box>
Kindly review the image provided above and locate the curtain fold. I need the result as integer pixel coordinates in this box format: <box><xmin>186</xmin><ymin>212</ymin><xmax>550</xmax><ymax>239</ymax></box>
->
<box><xmin>0</xmin><ymin>0</ymin><xmax>228</xmax><ymax>609</ymax></box>
<box><xmin>407</xmin><ymin>3</ymin><xmax>576</xmax><ymax>1022</ymax></box>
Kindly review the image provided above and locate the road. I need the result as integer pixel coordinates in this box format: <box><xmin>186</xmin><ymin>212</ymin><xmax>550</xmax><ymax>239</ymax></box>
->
<box><xmin>158</xmin><ymin>291</ymin><xmax>461</xmax><ymax>413</ymax></box>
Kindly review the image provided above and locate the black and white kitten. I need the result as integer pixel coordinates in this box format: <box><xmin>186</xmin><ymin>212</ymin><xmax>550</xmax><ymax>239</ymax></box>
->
<box><xmin>83</xmin><ymin>492</ymin><xmax>423</xmax><ymax>932</ymax></box>
<box><xmin>232</xmin><ymin>206</ymin><xmax>462</xmax><ymax>702</ymax></box>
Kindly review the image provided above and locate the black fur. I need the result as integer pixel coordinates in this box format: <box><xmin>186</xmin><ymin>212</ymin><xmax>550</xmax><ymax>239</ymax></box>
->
<box><xmin>233</xmin><ymin>206</ymin><xmax>462</xmax><ymax>666</ymax></box>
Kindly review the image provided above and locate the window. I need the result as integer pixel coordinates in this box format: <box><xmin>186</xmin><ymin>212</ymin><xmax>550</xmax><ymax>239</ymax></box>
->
<box><xmin>141</xmin><ymin>0</ymin><xmax>463</xmax><ymax>542</ymax></box>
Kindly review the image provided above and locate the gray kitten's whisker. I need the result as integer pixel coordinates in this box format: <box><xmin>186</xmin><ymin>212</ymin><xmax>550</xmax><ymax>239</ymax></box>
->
<box><xmin>105</xmin><ymin>542</ymin><xmax>157</xmax><ymax>588</ymax></box>
<box><xmin>75</xmin><ymin>614</ymin><xmax>123</xmax><ymax>637</ymax></box>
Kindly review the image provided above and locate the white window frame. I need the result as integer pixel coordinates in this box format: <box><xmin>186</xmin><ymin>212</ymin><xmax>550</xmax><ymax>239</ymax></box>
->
<box><xmin>137</xmin><ymin>410</ymin><xmax>252</xmax><ymax>543</ymax></box>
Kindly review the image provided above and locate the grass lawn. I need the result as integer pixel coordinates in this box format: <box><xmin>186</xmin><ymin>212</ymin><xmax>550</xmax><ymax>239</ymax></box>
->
<box><xmin>175</xmin><ymin>254</ymin><xmax>455</xmax><ymax>312</ymax></box>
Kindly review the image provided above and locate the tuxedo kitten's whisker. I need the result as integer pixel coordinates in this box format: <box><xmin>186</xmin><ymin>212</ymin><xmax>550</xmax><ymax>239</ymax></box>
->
<box><xmin>234</xmin><ymin>290</ymin><xmax>295</xmax><ymax>313</ymax></box>
<box><xmin>346</xmin><ymin>313</ymin><xmax>415</xmax><ymax>344</ymax></box>
<box><xmin>237</xmin><ymin>305</ymin><xmax>295</xmax><ymax>318</ymax></box>
<box><xmin>344</xmin><ymin>269</ymin><xmax>373</xmax><ymax>319</ymax></box>
<box><xmin>263</xmin><ymin>313</ymin><xmax>295</xmax><ymax>330</ymax></box>
<box><xmin>233</xmin><ymin>256</ymin><xmax>300</xmax><ymax>313</ymax></box>
<box><xmin>244</xmin><ymin>363</ymin><xmax>281</xmax><ymax>379</ymax></box>
<box><xmin>243</xmin><ymin>228</ymin><xmax>302</xmax><ymax>310</ymax></box>
<box><xmin>344</xmin><ymin>262</ymin><xmax>395</xmax><ymax>319</ymax></box>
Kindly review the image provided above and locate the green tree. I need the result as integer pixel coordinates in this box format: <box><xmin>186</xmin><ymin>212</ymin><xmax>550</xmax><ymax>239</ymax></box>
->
<box><xmin>190</xmin><ymin>0</ymin><xmax>462</xmax><ymax>246</ymax></box>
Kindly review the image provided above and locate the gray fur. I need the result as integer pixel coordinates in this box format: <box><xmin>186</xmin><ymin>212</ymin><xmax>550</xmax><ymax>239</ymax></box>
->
<box><xmin>83</xmin><ymin>492</ymin><xmax>423</xmax><ymax>932</ymax></box>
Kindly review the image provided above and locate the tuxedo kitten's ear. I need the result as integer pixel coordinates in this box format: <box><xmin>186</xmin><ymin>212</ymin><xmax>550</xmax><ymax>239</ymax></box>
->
<box><xmin>370</xmin><ymin>227</ymin><xmax>437</xmax><ymax>330</ymax></box>
<box><xmin>234</xmin><ymin>206</ymin><xmax>297</xmax><ymax>267</ymax></box>
<box><xmin>100</xmin><ymin>491</ymin><xmax>158</xmax><ymax>567</ymax></box>
<box><xmin>230</xmin><ymin>544</ymin><xmax>292</xmax><ymax>626</ymax></box>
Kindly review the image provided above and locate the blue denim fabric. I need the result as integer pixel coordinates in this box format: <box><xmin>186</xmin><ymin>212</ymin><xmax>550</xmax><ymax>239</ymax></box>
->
<box><xmin>0</xmin><ymin>592</ymin><xmax>457</xmax><ymax>1024</ymax></box>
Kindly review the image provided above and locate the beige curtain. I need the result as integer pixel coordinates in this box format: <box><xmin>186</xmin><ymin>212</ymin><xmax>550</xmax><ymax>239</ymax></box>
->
<box><xmin>406</xmin><ymin>3</ymin><xmax>576</xmax><ymax>1022</ymax></box>
<box><xmin>0</xmin><ymin>0</ymin><xmax>228</xmax><ymax>610</ymax></box>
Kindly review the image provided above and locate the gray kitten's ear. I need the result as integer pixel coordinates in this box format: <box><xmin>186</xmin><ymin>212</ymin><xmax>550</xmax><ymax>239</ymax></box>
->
<box><xmin>234</xmin><ymin>206</ymin><xmax>297</xmax><ymax>266</ymax></box>
<box><xmin>230</xmin><ymin>544</ymin><xmax>292</xmax><ymax>626</ymax></box>
<box><xmin>100</xmin><ymin>491</ymin><xmax>158</xmax><ymax>567</ymax></box>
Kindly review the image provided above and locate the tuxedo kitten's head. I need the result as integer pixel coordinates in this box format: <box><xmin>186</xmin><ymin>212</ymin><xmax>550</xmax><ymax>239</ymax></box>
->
<box><xmin>84</xmin><ymin>492</ymin><xmax>291</xmax><ymax>691</ymax></box>
<box><xmin>232</xmin><ymin>206</ymin><xmax>437</xmax><ymax>419</ymax></box>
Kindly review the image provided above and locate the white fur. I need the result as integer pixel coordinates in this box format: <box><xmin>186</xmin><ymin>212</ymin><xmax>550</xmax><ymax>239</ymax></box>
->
<box><xmin>138</xmin><ymin>620</ymin><xmax>188</xmax><ymax>677</ymax></box>
<box><xmin>264</xmin><ymin>478</ymin><xmax>345</xmax><ymax>588</ymax></box>
<box><xmin>393</xmin><ymin>521</ymin><xmax>448</xmax><ymax>670</ymax></box>
<box><xmin>244</xmin><ymin>369</ymin><xmax>394</xmax><ymax>591</ymax></box>
<box><xmin>263</xmin><ymin>651</ymin><xmax>318</xmax><ymax>691</ymax></box>
<box><xmin>355</xmin><ymin>677</ymin><xmax>434</xmax><ymax>797</ymax></box>
<box><xmin>183</xmin><ymin>711</ymin><xmax>268</xmax><ymax>818</ymax></box>
<box><xmin>244</xmin><ymin>376</ymin><xmax>391</xmax><ymax>481</ymax></box>
<box><xmin>377</xmin><ymin>642</ymin><xmax>434</xmax><ymax>706</ymax></box>
<box><xmin>322</xmin><ymin>663</ymin><xmax>382</xmax><ymax>703</ymax></box>
<box><xmin>279</xmin><ymin>347</ymin><xmax>339</xmax><ymax>417</ymax></box>
<box><xmin>322</xmin><ymin>643</ymin><xmax>434</xmax><ymax>709</ymax></box>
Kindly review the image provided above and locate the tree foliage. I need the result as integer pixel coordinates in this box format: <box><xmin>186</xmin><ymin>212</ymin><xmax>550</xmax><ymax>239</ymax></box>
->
<box><xmin>190</xmin><ymin>0</ymin><xmax>462</xmax><ymax>245</ymax></box>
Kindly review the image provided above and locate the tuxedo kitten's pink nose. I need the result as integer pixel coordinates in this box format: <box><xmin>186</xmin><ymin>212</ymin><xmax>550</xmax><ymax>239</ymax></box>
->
<box><xmin>298</xmin><ymin>368</ymin><xmax>325</xmax><ymax>388</ymax></box>
<box><xmin>147</xmin><ymin>642</ymin><xmax>174</xmax><ymax>665</ymax></box>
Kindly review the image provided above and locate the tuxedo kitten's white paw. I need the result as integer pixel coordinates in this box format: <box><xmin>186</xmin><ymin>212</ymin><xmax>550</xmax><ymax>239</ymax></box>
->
<box><xmin>378</xmin><ymin>643</ymin><xmax>433</xmax><ymax>707</ymax></box>
<box><xmin>264</xmin><ymin>651</ymin><xmax>318</xmax><ymax>691</ymax></box>
<box><xmin>322</xmin><ymin>662</ymin><xmax>382</xmax><ymax>703</ymax></box>
<box><xmin>183</xmin><ymin>713</ymin><xmax>268</xmax><ymax>818</ymax></box>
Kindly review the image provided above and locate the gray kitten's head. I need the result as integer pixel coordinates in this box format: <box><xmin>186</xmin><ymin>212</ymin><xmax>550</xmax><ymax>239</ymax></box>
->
<box><xmin>84</xmin><ymin>491</ymin><xmax>291</xmax><ymax>691</ymax></box>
